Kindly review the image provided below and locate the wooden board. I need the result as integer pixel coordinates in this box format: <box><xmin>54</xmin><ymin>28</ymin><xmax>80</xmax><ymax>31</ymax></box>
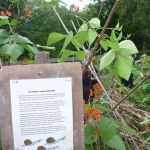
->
<box><xmin>0</xmin><ymin>62</ymin><xmax>84</xmax><ymax>150</ymax></box>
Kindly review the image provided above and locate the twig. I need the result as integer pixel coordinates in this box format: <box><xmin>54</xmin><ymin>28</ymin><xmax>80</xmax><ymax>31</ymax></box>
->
<box><xmin>71</xmin><ymin>20</ymin><xmax>77</xmax><ymax>33</ymax></box>
<box><xmin>120</xmin><ymin>132</ymin><xmax>150</xmax><ymax>146</ymax></box>
<box><xmin>115</xmin><ymin>110</ymin><xmax>140</xmax><ymax>150</ymax></box>
<box><xmin>98</xmin><ymin>1</ymin><xmax>104</xmax><ymax>18</ymax></box>
<box><xmin>112</xmin><ymin>74</ymin><xmax>150</xmax><ymax>110</ymax></box>
<box><xmin>53</xmin><ymin>7</ymin><xmax>69</xmax><ymax>34</ymax></box>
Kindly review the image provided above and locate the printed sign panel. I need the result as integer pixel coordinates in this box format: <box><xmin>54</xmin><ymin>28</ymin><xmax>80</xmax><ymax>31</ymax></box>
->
<box><xmin>10</xmin><ymin>78</ymin><xmax>73</xmax><ymax>150</ymax></box>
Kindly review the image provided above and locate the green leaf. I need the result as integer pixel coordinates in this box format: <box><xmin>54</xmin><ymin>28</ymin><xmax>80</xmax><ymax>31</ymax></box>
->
<box><xmin>100</xmin><ymin>49</ymin><xmax>116</xmax><ymax>70</ymax></box>
<box><xmin>119</xmin><ymin>40</ymin><xmax>138</xmax><ymax>55</ymax></box>
<box><xmin>84</xmin><ymin>125</ymin><xmax>98</xmax><ymax>145</ymax></box>
<box><xmin>100</xmin><ymin>40</ymin><xmax>109</xmax><ymax>51</ymax></box>
<box><xmin>58</xmin><ymin>50</ymin><xmax>85</xmax><ymax>62</ymax></box>
<box><xmin>117</xmin><ymin>31</ymin><xmax>123</xmax><ymax>41</ymax></box>
<box><xmin>63</xmin><ymin>31</ymin><xmax>73</xmax><ymax>49</ymax></box>
<box><xmin>41</xmin><ymin>0</ymin><xmax>60</xmax><ymax>8</ymax></box>
<box><xmin>0</xmin><ymin>29</ymin><xmax>9</xmax><ymax>45</ymax></box>
<box><xmin>115</xmin><ymin>22</ymin><xmax>120</xmax><ymax>30</ymax></box>
<box><xmin>85</xmin><ymin>145</ymin><xmax>91</xmax><ymax>150</ymax></box>
<box><xmin>47</xmin><ymin>32</ymin><xmax>65</xmax><ymax>46</ymax></box>
<box><xmin>84</xmin><ymin>104</ymin><xmax>91</xmax><ymax>111</ymax></box>
<box><xmin>0</xmin><ymin>29</ymin><xmax>9</xmax><ymax>37</ymax></box>
<box><xmin>110</xmin><ymin>30</ymin><xmax>117</xmax><ymax>42</ymax></box>
<box><xmin>13</xmin><ymin>35</ymin><xmax>33</xmax><ymax>45</ymax></box>
<box><xmin>0</xmin><ymin>43</ymin><xmax>24</xmax><ymax>62</ymax></box>
<box><xmin>89</xmin><ymin>18</ymin><xmax>100</xmax><ymax>28</ymax></box>
<box><xmin>97</xmin><ymin>117</ymin><xmax>118</xmax><ymax>143</ymax></box>
<box><xmin>94</xmin><ymin>104</ymin><xmax>112</xmax><ymax>112</ymax></box>
<box><xmin>0</xmin><ymin>37</ymin><xmax>9</xmax><ymax>45</ymax></box>
<box><xmin>88</xmin><ymin>29</ymin><xmax>97</xmax><ymax>46</ymax></box>
<box><xmin>58</xmin><ymin>50</ymin><xmax>74</xmax><ymax>62</ymax></box>
<box><xmin>10</xmin><ymin>19</ymin><xmax>17</xmax><ymax>27</ymax></box>
<box><xmin>74</xmin><ymin>51</ymin><xmax>85</xmax><ymax>61</ymax></box>
<box><xmin>23</xmin><ymin>44</ymin><xmax>39</xmax><ymax>55</ymax></box>
<box><xmin>145</xmin><ymin>137</ymin><xmax>150</xmax><ymax>142</ymax></box>
<box><xmin>0</xmin><ymin>19</ymin><xmax>9</xmax><ymax>26</ymax></box>
<box><xmin>118</xmin><ymin>25</ymin><xmax>123</xmax><ymax>31</ymax></box>
<box><xmin>114</xmin><ymin>55</ymin><xmax>132</xmax><ymax>80</ymax></box>
<box><xmin>109</xmin><ymin>41</ymin><xmax>120</xmax><ymax>51</ymax></box>
<box><xmin>123</xmin><ymin>125</ymin><xmax>140</xmax><ymax>138</ymax></box>
<box><xmin>79</xmin><ymin>23</ymin><xmax>88</xmax><ymax>32</ymax></box>
<box><xmin>107</xmin><ymin>135</ymin><xmax>126</xmax><ymax>150</ymax></box>
<box><xmin>100</xmin><ymin>98</ymin><xmax>110</xmax><ymax>104</ymax></box>
<box><xmin>72</xmin><ymin>31</ymin><xmax>88</xmax><ymax>48</ymax></box>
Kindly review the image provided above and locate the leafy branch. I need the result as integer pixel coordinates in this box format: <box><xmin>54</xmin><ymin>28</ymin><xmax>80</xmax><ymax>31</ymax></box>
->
<box><xmin>82</xmin><ymin>0</ymin><xmax>120</xmax><ymax>72</ymax></box>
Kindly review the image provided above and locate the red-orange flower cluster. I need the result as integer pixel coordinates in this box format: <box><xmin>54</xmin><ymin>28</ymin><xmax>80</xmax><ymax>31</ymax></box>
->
<box><xmin>0</xmin><ymin>10</ymin><xmax>12</xmax><ymax>16</ymax></box>
<box><xmin>25</xmin><ymin>6</ymin><xmax>31</xmax><ymax>17</ymax></box>
<box><xmin>89</xmin><ymin>83</ymin><xmax>103</xmax><ymax>98</ymax></box>
<box><xmin>85</xmin><ymin>108</ymin><xmax>101</xmax><ymax>123</ymax></box>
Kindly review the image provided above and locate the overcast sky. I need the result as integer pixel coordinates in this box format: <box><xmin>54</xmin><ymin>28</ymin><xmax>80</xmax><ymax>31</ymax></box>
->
<box><xmin>61</xmin><ymin>0</ymin><xmax>91</xmax><ymax>10</ymax></box>
<box><xmin>44</xmin><ymin>0</ymin><xmax>91</xmax><ymax>10</ymax></box>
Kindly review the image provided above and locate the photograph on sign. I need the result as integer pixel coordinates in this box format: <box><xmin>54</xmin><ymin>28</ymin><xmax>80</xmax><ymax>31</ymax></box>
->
<box><xmin>10</xmin><ymin>78</ymin><xmax>73</xmax><ymax>150</ymax></box>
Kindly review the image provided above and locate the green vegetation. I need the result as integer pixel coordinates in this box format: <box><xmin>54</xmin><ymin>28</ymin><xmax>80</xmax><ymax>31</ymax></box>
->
<box><xmin>0</xmin><ymin>0</ymin><xmax>150</xmax><ymax>149</ymax></box>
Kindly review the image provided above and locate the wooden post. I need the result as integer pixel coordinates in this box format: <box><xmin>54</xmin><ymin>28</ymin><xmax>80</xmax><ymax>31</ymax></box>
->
<box><xmin>35</xmin><ymin>52</ymin><xmax>49</xmax><ymax>64</ymax></box>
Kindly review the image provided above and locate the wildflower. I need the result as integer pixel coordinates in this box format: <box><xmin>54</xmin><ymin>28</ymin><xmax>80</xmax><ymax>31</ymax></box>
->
<box><xmin>25</xmin><ymin>6</ymin><xmax>31</xmax><ymax>17</ymax></box>
<box><xmin>89</xmin><ymin>89</ymin><xmax>94</xmax><ymax>97</ymax></box>
<box><xmin>5</xmin><ymin>10</ymin><xmax>12</xmax><ymax>16</ymax></box>
<box><xmin>0</xmin><ymin>11</ymin><xmax>6</xmax><ymax>16</ymax></box>
<box><xmin>85</xmin><ymin>108</ymin><xmax>101</xmax><ymax>122</ymax></box>
<box><xmin>93</xmin><ymin>83</ymin><xmax>103</xmax><ymax>98</ymax></box>
<box><xmin>85</xmin><ymin>108</ymin><xmax>93</xmax><ymax>115</ymax></box>
<box><xmin>92</xmin><ymin>109</ymin><xmax>101</xmax><ymax>121</ymax></box>
<box><xmin>70</xmin><ymin>4</ymin><xmax>79</xmax><ymax>13</ymax></box>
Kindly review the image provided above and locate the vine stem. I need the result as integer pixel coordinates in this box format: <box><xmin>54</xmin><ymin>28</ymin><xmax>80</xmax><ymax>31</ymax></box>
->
<box><xmin>112</xmin><ymin>74</ymin><xmax>150</xmax><ymax>110</ymax></box>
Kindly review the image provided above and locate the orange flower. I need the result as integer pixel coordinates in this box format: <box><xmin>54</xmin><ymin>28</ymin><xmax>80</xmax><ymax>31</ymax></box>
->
<box><xmin>93</xmin><ymin>83</ymin><xmax>102</xmax><ymax>98</ymax></box>
<box><xmin>85</xmin><ymin>108</ymin><xmax>101</xmax><ymax>122</ymax></box>
<box><xmin>89</xmin><ymin>89</ymin><xmax>94</xmax><ymax>97</ymax></box>
<box><xmin>0</xmin><ymin>11</ymin><xmax>6</xmax><ymax>16</ymax></box>
<box><xmin>25</xmin><ymin>6</ymin><xmax>31</xmax><ymax>17</ymax></box>
<box><xmin>92</xmin><ymin>109</ymin><xmax>101</xmax><ymax>121</ymax></box>
<box><xmin>85</xmin><ymin>108</ymin><xmax>93</xmax><ymax>115</ymax></box>
<box><xmin>5</xmin><ymin>10</ymin><xmax>12</xmax><ymax>16</ymax></box>
<box><xmin>93</xmin><ymin>83</ymin><xmax>102</xmax><ymax>93</ymax></box>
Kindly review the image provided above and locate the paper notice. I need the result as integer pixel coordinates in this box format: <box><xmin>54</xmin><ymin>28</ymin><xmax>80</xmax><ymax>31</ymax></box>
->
<box><xmin>10</xmin><ymin>78</ymin><xmax>73</xmax><ymax>150</ymax></box>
